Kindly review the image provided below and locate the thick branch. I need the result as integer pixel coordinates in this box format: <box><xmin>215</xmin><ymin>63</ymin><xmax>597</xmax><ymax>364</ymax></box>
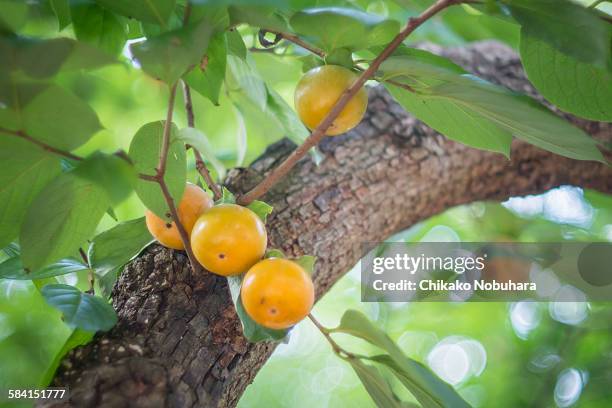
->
<box><xmin>45</xmin><ymin>41</ymin><xmax>612</xmax><ymax>408</ymax></box>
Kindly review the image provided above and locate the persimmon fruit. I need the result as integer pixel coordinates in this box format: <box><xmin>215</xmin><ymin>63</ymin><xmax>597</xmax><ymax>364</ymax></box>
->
<box><xmin>241</xmin><ymin>258</ymin><xmax>315</xmax><ymax>329</ymax></box>
<box><xmin>295</xmin><ymin>64</ymin><xmax>368</xmax><ymax>136</ymax></box>
<box><xmin>190</xmin><ymin>204</ymin><xmax>267</xmax><ymax>276</ymax></box>
<box><xmin>145</xmin><ymin>183</ymin><xmax>213</xmax><ymax>250</ymax></box>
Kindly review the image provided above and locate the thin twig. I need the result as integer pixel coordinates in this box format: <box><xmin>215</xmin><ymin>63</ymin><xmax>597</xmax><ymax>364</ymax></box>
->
<box><xmin>308</xmin><ymin>314</ymin><xmax>355</xmax><ymax>358</ymax></box>
<box><xmin>156</xmin><ymin>83</ymin><xmax>179</xmax><ymax>178</ymax></box>
<box><xmin>154</xmin><ymin>83</ymin><xmax>201</xmax><ymax>273</ymax></box>
<box><xmin>237</xmin><ymin>0</ymin><xmax>463</xmax><ymax>205</ymax></box>
<box><xmin>266</xmin><ymin>30</ymin><xmax>327</xmax><ymax>58</ymax></box>
<box><xmin>1</xmin><ymin>126</ymin><xmax>83</xmax><ymax>161</ymax></box>
<box><xmin>181</xmin><ymin>81</ymin><xmax>223</xmax><ymax>200</ymax></box>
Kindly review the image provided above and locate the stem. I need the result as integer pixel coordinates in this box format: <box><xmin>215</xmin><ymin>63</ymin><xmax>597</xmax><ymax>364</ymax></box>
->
<box><xmin>589</xmin><ymin>0</ymin><xmax>607</xmax><ymax>8</ymax></box>
<box><xmin>237</xmin><ymin>0</ymin><xmax>462</xmax><ymax>205</ymax></box>
<box><xmin>181</xmin><ymin>81</ymin><xmax>223</xmax><ymax>200</ymax></box>
<box><xmin>1</xmin><ymin>127</ymin><xmax>83</xmax><ymax>161</ymax></box>
<box><xmin>78</xmin><ymin>247</ymin><xmax>95</xmax><ymax>294</ymax></box>
<box><xmin>308</xmin><ymin>314</ymin><xmax>355</xmax><ymax>358</ymax></box>
<box><xmin>267</xmin><ymin>30</ymin><xmax>326</xmax><ymax>58</ymax></box>
<box><xmin>156</xmin><ymin>83</ymin><xmax>179</xmax><ymax>178</ymax></box>
<box><xmin>155</xmin><ymin>83</ymin><xmax>201</xmax><ymax>274</ymax></box>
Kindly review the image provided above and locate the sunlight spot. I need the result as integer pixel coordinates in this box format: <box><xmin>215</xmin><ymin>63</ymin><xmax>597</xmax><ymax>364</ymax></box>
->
<box><xmin>510</xmin><ymin>301</ymin><xmax>542</xmax><ymax>339</ymax></box>
<box><xmin>554</xmin><ymin>368</ymin><xmax>585</xmax><ymax>407</ymax></box>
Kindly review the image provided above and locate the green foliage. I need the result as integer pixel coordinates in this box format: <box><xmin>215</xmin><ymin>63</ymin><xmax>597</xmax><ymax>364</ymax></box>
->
<box><xmin>246</xmin><ymin>200</ymin><xmax>274</xmax><ymax>223</ymax></box>
<box><xmin>0</xmin><ymin>36</ymin><xmax>115</xmax><ymax>78</ymax></box>
<box><xmin>334</xmin><ymin>310</ymin><xmax>470</xmax><ymax>408</ymax></box>
<box><xmin>0</xmin><ymin>83</ymin><xmax>103</xmax><ymax>151</ymax></box>
<box><xmin>50</xmin><ymin>0</ymin><xmax>72</xmax><ymax>30</ymax></box>
<box><xmin>41</xmin><ymin>284</ymin><xmax>117</xmax><ymax>332</ymax></box>
<box><xmin>76</xmin><ymin>153</ymin><xmax>137</xmax><ymax>205</ymax></box>
<box><xmin>294</xmin><ymin>255</ymin><xmax>316</xmax><ymax>275</ymax></box>
<box><xmin>129</xmin><ymin>121</ymin><xmax>186</xmax><ymax>219</ymax></box>
<box><xmin>131</xmin><ymin>19</ymin><xmax>214</xmax><ymax>84</ymax></box>
<box><xmin>178</xmin><ymin>127</ymin><xmax>227</xmax><ymax>181</ymax></box>
<box><xmin>96</xmin><ymin>0</ymin><xmax>176</xmax><ymax>26</ymax></box>
<box><xmin>185</xmin><ymin>32</ymin><xmax>228</xmax><ymax>105</ymax></box>
<box><xmin>290</xmin><ymin>7</ymin><xmax>400</xmax><ymax>52</ymax></box>
<box><xmin>87</xmin><ymin>217</ymin><xmax>153</xmax><ymax>277</ymax></box>
<box><xmin>0</xmin><ymin>257</ymin><xmax>89</xmax><ymax>280</ymax></box>
<box><xmin>520</xmin><ymin>31</ymin><xmax>612</xmax><ymax>121</ymax></box>
<box><xmin>348</xmin><ymin>358</ymin><xmax>405</xmax><ymax>408</ymax></box>
<box><xmin>71</xmin><ymin>1</ymin><xmax>127</xmax><ymax>57</ymax></box>
<box><xmin>382</xmin><ymin>51</ymin><xmax>605</xmax><ymax>162</ymax></box>
<box><xmin>0</xmin><ymin>0</ymin><xmax>28</xmax><ymax>32</ymax></box>
<box><xmin>0</xmin><ymin>137</ymin><xmax>61</xmax><ymax>248</ymax></box>
<box><xmin>20</xmin><ymin>171</ymin><xmax>109</xmax><ymax>271</ymax></box>
<box><xmin>500</xmin><ymin>0</ymin><xmax>612</xmax><ymax>69</ymax></box>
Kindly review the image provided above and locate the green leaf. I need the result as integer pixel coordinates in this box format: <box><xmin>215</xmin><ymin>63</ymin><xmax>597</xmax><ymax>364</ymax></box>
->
<box><xmin>334</xmin><ymin>310</ymin><xmax>469</xmax><ymax>408</ymax></box>
<box><xmin>229</xmin><ymin>5</ymin><xmax>289</xmax><ymax>32</ymax></box>
<box><xmin>0</xmin><ymin>82</ymin><xmax>103</xmax><ymax>151</ymax></box>
<box><xmin>520</xmin><ymin>30</ymin><xmax>612</xmax><ymax>121</ymax></box>
<box><xmin>20</xmin><ymin>171</ymin><xmax>110</xmax><ymax>271</ymax></box>
<box><xmin>326</xmin><ymin>47</ymin><xmax>353</xmax><ymax>68</ymax></box>
<box><xmin>130</xmin><ymin>19</ymin><xmax>213</xmax><ymax>84</ymax></box>
<box><xmin>348</xmin><ymin>358</ymin><xmax>404</xmax><ymax>408</ymax></box>
<box><xmin>368</xmin><ymin>354</ymin><xmax>467</xmax><ymax>408</ymax></box>
<box><xmin>227</xmin><ymin>29</ymin><xmax>247</xmax><ymax>59</ymax></box>
<box><xmin>75</xmin><ymin>153</ymin><xmax>136</xmax><ymax>205</ymax></box>
<box><xmin>71</xmin><ymin>2</ymin><xmax>127</xmax><ymax>57</ymax></box>
<box><xmin>0</xmin><ymin>257</ymin><xmax>89</xmax><ymax>280</ymax></box>
<box><xmin>247</xmin><ymin>200</ymin><xmax>273</xmax><ymax>223</ymax></box>
<box><xmin>177</xmin><ymin>127</ymin><xmax>226</xmax><ymax>181</ymax></box>
<box><xmin>290</xmin><ymin>7</ymin><xmax>400</xmax><ymax>52</ymax></box>
<box><xmin>217</xmin><ymin>187</ymin><xmax>236</xmax><ymax>204</ymax></box>
<box><xmin>0</xmin><ymin>37</ymin><xmax>116</xmax><ymax>79</ymax></box>
<box><xmin>227</xmin><ymin>275</ymin><xmax>290</xmax><ymax>342</ymax></box>
<box><xmin>0</xmin><ymin>137</ymin><xmax>61</xmax><ymax>248</ymax></box>
<box><xmin>382</xmin><ymin>53</ymin><xmax>605</xmax><ymax>161</ymax></box>
<box><xmin>185</xmin><ymin>32</ymin><xmax>227</xmax><ymax>106</ymax></box>
<box><xmin>226</xmin><ymin>53</ymin><xmax>268</xmax><ymax>110</ymax></box>
<box><xmin>501</xmin><ymin>0</ymin><xmax>612</xmax><ymax>69</ymax></box>
<box><xmin>294</xmin><ymin>255</ymin><xmax>316</xmax><ymax>275</ymax></box>
<box><xmin>265</xmin><ymin>248</ymin><xmax>286</xmax><ymax>259</ymax></box>
<box><xmin>95</xmin><ymin>0</ymin><xmax>176</xmax><ymax>26</ymax></box>
<box><xmin>98</xmin><ymin>266</ymin><xmax>120</xmax><ymax>299</ymax></box>
<box><xmin>429</xmin><ymin>77</ymin><xmax>605</xmax><ymax>162</ymax></box>
<box><xmin>88</xmin><ymin>217</ymin><xmax>153</xmax><ymax>276</ymax></box>
<box><xmin>39</xmin><ymin>329</ymin><xmax>94</xmax><ymax>387</ymax></box>
<box><xmin>50</xmin><ymin>0</ymin><xmax>72</xmax><ymax>30</ymax></box>
<box><xmin>41</xmin><ymin>284</ymin><xmax>118</xmax><ymax>331</ymax></box>
<box><xmin>129</xmin><ymin>121</ymin><xmax>186</xmax><ymax>219</ymax></box>
<box><xmin>0</xmin><ymin>0</ymin><xmax>28</xmax><ymax>32</ymax></box>
<box><xmin>384</xmin><ymin>84</ymin><xmax>513</xmax><ymax>156</ymax></box>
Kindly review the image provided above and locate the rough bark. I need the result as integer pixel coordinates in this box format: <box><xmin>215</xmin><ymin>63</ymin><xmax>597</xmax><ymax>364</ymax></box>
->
<box><xmin>46</xmin><ymin>41</ymin><xmax>612</xmax><ymax>408</ymax></box>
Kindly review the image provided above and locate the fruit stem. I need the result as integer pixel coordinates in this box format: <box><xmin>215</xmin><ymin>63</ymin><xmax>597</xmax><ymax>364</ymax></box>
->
<box><xmin>181</xmin><ymin>81</ymin><xmax>223</xmax><ymax>201</ymax></box>
<box><xmin>237</xmin><ymin>0</ymin><xmax>465</xmax><ymax>205</ymax></box>
<box><xmin>265</xmin><ymin>30</ymin><xmax>326</xmax><ymax>59</ymax></box>
<box><xmin>308</xmin><ymin>313</ymin><xmax>356</xmax><ymax>359</ymax></box>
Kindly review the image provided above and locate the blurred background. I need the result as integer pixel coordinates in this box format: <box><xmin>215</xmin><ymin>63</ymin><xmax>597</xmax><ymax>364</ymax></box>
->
<box><xmin>1</xmin><ymin>1</ymin><xmax>612</xmax><ymax>407</ymax></box>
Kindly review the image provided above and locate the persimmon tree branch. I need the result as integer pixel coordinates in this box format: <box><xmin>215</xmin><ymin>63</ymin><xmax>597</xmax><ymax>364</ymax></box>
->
<box><xmin>181</xmin><ymin>81</ymin><xmax>223</xmax><ymax>201</ymax></box>
<box><xmin>263</xmin><ymin>29</ymin><xmax>327</xmax><ymax>58</ymax></box>
<box><xmin>152</xmin><ymin>82</ymin><xmax>201</xmax><ymax>273</ymax></box>
<box><xmin>237</xmin><ymin>0</ymin><xmax>463</xmax><ymax>205</ymax></box>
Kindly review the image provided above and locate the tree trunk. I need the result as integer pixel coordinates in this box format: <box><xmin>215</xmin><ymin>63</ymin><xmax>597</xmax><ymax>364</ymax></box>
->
<box><xmin>45</xmin><ymin>41</ymin><xmax>612</xmax><ymax>408</ymax></box>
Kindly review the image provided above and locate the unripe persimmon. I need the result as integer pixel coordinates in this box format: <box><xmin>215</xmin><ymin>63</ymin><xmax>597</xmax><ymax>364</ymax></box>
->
<box><xmin>190</xmin><ymin>204</ymin><xmax>267</xmax><ymax>276</ymax></box>
<box><xmin>241</xmin><ymin>258</ymin><xmax>314</xmax><ymax>329</ymax></box>
<box><xmin>295</xmin><ymin>65</ymin><xmax>368</xmax><ymax>136</ymax></box>
<box><xmin>145</xmin><ymin>183</ymin><xmax>213</xmax><ymax>250</ymax></box>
